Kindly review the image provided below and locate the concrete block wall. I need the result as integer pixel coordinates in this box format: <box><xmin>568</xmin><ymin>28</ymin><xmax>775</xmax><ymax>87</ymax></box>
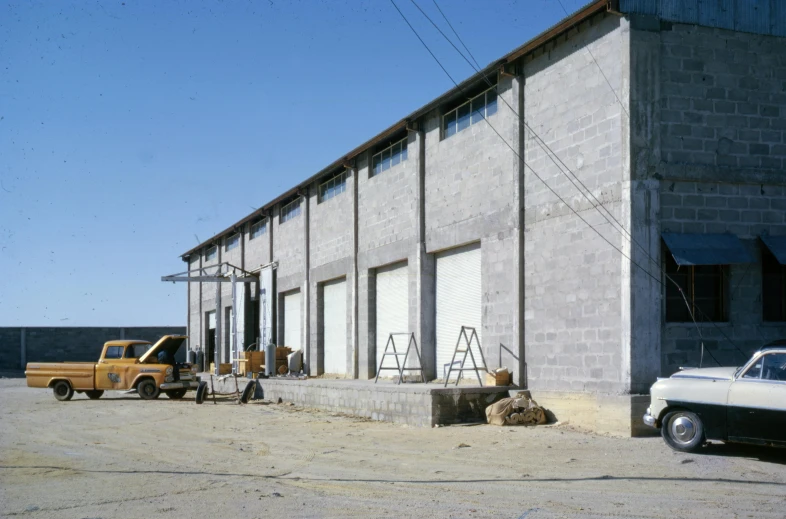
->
<box><xmin>244</xmin><ymin>218</ymin><xmax>271</xmax><ymax>270</ymax></box>
<box><xmin>273</xmin><ymin>201</ymin><xmax>307</xmax><ymax>290</ymax></box>
<box><xmin>0</xmin><ymin>326</ymin><xmax>187</xmax><ymax>370</ymax></box>
<box><xmin>423</xmin><ymin>73</ymin><xmax>523</xmax><ymax>384</ymax></box>
<box><xmin>0</xmin><ymin>327</ymin><xmax>22</xmax><ymax>371</ymax></box>
<box><xmin>187</xmin><ymin>254</ymin><xmax>201</xmax><ymax>353</ymax></box>
<box><xmin>658</xmin><ymin>23</ymin><xmax>786</xmax><ymax>170</ymax></box>
<box><xmin>659</xmin><ymin>179</ymin><xmax>786</xmax><ymax>375</ymax></box>
<box><xmin>356</xmin><ymin>138</ymin><xmax>419</xmax><ymax>378</ymax></box>
<box><xmin>627</xmin><ymin>18</ymin><xmax>786</xmax><ymax>380</ymax></box>
<box><xmin>308</xmin><ymin>170</ymin><xmax>356</xmax><ymax>375</ymax></box>
<box><xmin>273</xmin><ymin>199</ymin><xmax>308</xmax><ymax>362</ymax></box>
<box><xmin>524</xmin><ymin>14</ymin><xmax>629</xmax><ymax>394</ymax></box>
<box><xmin>254</xmin><ymin>378</ymin><xmax>508</xmax><ymax>427</ymax></box>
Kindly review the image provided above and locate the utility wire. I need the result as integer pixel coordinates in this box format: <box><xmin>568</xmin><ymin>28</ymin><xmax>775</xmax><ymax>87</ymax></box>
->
<box><xmin>396</xmin><ymin>0</ymin><xmax>740</xmax><ymax>365</ymax></box>
<box><xmin>555</xmin><ymin>0</ymin><xmax>630</xmax><ymax>119</ymax></box>
<box><xmin>391</xmin><ymin>0</ymin><xmax>659</xmax><ymax>288</ymax></box>
<box><xmin>412</xmin><ymin>0</ymin><xmax>745</xmax><ymax>363</ymax></box>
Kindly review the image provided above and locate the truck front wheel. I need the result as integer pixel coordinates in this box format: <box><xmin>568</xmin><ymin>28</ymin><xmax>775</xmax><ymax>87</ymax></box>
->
<box><xmin>52</xmin><ymin>381</ymin><xmax>74</xmax><ymax>401</ymax></box>
<box><xmin>137</xmin><ymin>379</ymin><xmax>160</xmax><ymax>400</ymax></box>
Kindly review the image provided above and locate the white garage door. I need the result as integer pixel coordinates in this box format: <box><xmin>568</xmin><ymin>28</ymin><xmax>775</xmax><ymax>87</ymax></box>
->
<box><xmin>436</xmin><ymin>244</ymin><xmax>482</xmax><ymax>380</ymax></box>
<box><xmin>375</xmin><ymin>263</ymin><xmax>409</xmax><ymax>372</ymax></box>
<box><xmin>323</xmin><ymin>278</ymin><xmax>347</xmax><ymax>375</ymax></box>
<box><xmin>283</xmin><ymin>291</ymin><xmax>302</xmax><ymax>351</ymax></box>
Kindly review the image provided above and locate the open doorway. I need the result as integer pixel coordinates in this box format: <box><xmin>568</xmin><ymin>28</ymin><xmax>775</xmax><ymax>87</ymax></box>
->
<box><xmin>205</xmin><ymin>310</ymin><xmax>216</xmax><ymax>371</ymax></box>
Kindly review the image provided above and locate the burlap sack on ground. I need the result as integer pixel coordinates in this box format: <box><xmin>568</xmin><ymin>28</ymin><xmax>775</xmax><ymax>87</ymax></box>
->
<box><xmin>485</xmin><ymin>392</ymin><xmax>547</xmax><ymax>426</ymax></box>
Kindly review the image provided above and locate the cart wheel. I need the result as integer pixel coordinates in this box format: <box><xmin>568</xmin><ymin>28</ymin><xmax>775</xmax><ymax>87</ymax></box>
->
<box><xmin>195</xmin><ymin>381</ymin><xmax>208</xmax><ymax>405</ymax></box>
<box><xmin>240</xmin><ymin>381</ymin><xmax>256</xmax><ymax>404</ymax></box>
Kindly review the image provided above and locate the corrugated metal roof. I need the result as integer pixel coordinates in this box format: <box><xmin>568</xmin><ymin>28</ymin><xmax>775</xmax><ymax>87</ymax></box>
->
<box><xmin>662</xmin><ymin>233</ymin><xmax>755</xmax><ymax>266</ymax></box>
<box><xmin>760</xmin><ymin>235</ymin><xmax>786</xmax><ymax>265</ymax></box>
<box><xmin>771</xmin><ymin>0</ymin><xmax>786</xmax><ymax>36</ymax></box>
<box><xmin>698</xmin><ymin>0</ymin><xmax>734</xmax><ymax>31</ymax></box>
<box><xmin>620</xmin><ymin>0</ymin><xmax>786</xmax><ymax>36</ymax></box>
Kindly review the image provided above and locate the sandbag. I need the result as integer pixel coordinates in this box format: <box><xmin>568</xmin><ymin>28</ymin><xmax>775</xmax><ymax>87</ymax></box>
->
<box><xmin>485</xmin><ymin>391</ymin><xmax>547</xmax><ymax>426</ymax></box>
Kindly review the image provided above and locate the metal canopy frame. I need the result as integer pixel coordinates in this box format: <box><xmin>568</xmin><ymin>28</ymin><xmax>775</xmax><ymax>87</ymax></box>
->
<box><xmin>162</xmin><ymin>263</ymin><xmax>257</xmax><ymax>376</ymax></box>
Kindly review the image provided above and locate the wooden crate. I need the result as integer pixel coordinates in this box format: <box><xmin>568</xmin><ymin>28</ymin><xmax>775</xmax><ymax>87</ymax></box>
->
<box><xmin>276</xmin><ymin>346</ymin><xmax>292</xmax><ymax>360</ymax></box>
<box><xmin>209</xmin><ymin>362</ymin><xmax>232</xmax><ymax>375</ymax></box>
<box><xmin>236</xmin><ymin>359</ymin><xmax>248</xmax><ymax>376</ymax></box>
<box><xmin>243</xmin><ymin>351</ymin><xmax>264</xmax><ymax>372</ymax></box>
<box><xmin>485</xmin><ymin>369</ymin><xmax>510</xmax><ymax>386</ymax></box>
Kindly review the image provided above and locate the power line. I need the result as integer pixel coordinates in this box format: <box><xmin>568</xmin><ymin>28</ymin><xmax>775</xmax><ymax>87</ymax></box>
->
<box><xmin>427</xmin><ymin>0</ymin><xmax>746</xmax><ymax>364</ymax></box>
<box><xmin>390</xmin><ymin>0</ymin><xmax>661</xmax><ymax>287</ymax></box>
<box><xmin>555</xmin><ymin>0</ymin><xmax>630</xmax><ymax>119</ymax></box>
<box><xmin>409</xmin><ymin>0</ymin><xmax>746</xmax><ymax>362</ymax></box>
<box><xmin>394</xmin><ymin>0</ymin><xmax>746</xmax><ymax>364</ymax></box>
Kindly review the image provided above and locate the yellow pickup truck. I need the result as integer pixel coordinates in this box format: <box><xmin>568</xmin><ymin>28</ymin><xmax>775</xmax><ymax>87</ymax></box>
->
<box><xmin>25</xmin><ymin>335</ymin><xmax>200</xmax><ymax>401</ymax></box>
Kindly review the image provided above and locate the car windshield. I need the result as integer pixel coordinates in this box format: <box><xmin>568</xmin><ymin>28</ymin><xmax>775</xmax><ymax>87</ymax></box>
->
<box><xmin>125</xmin><ymin>344</ymin><xmax>152</xmax><ymax>358</ymax></box>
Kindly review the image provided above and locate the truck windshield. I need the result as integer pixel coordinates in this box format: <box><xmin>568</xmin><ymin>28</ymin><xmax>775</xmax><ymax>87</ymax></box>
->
<box><xmin>125</xmin><ymin>344</ymin><xmax>152</xmax><ymax>358</ymax></box>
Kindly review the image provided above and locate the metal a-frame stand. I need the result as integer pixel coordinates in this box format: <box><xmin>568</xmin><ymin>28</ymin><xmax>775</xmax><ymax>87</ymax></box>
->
<box><xmin>374</xmin><ymin>332</ymin><xmax>425</xmax><ymax>385</ymax></box>
<box><xmin>162</xmin><ymin>262</ymin><xmax>256</xmax><ymax>376</ymax></box>
<box><xmin>444</xmin><ymin>326</ymin><xmax>488</xmax><ymax>387</ymax></box>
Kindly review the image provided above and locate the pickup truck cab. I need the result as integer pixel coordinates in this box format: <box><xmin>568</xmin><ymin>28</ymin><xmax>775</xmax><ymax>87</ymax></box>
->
<box><xmin>25</xmin><ymin>335</ymin><xmax>199</xmax><ymax>401</ymax></box>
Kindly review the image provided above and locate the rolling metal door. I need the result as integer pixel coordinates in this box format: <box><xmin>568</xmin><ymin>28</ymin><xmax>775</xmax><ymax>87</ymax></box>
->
<box><xmin>375</xmin><ymin>263</ymin><xmax>409</xmax><ymax>372</ymax></box>
<box><xmin>283</xmin><ymin>291</ymin><xmax>301</xmax><ymax>351</ymax></box>
<box><xmin>323</xmin><ymin>278</ymin><xmax>347</xmax><ymax>375</ymax></box>
<box><xmin>436</xmin><ymin>244</ymin><xmax>482</xmax><ymax>379</ymax></box>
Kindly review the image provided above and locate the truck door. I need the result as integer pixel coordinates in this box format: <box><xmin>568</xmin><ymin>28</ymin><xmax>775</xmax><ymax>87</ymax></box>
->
<box><xmin>95</xmin><ymin>345</ymin><xmax>125</xmax><ymax>390</ymax></box>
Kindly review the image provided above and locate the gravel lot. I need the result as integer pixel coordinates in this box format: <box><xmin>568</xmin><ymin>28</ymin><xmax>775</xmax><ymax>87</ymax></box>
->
<box><xmin>1</xmin><ymin>376</ymin><xmax>785</xmax><ymax>519</ymax></box>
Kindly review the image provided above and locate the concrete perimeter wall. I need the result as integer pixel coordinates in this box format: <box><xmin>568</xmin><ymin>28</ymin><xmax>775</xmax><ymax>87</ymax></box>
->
<box><xmin>0</xmin><ymin>327</ymin><xmax>187</xmax><ymax>371</ymax></box>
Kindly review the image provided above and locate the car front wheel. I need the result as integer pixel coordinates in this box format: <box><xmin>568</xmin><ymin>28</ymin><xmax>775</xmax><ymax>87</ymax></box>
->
<box><xmin>662</xmin><ymin>410</ymin><xmax>705</xmax><ymax>453</ymax></box>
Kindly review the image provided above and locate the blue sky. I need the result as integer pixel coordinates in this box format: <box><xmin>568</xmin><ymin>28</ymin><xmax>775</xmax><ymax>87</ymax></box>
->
<box><xmin>0</xmin><ymin>0</ymin><xmax>587</xmax><ymax>326</ymax></box>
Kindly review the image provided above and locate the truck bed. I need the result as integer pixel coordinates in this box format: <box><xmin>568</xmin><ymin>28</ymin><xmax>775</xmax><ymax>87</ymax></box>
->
<box><xmin>25</xmin><ymin>362</ymin><xmax>96</xmax><ymax>391</ymax></box>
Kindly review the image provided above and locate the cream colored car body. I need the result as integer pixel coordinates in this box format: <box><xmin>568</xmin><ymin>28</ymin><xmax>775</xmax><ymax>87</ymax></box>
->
<box><xmin>645</xmin><ymin>347</ymin><xmax>786</xmax><ymax>449</ymax></box>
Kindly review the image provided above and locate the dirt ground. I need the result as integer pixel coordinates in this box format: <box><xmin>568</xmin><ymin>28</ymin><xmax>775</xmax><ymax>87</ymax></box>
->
<box><xmin>2</xmin><ymin>377</ymin><xmax>785</xmax><ymax>519</ymax></box>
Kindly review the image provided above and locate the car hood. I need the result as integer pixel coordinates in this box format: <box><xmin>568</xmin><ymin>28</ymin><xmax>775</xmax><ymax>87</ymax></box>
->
<box><xmin>138</xmin><ymin>335</ymin><xmax>187</xmax><ymax>364</ymax></box>
<box><xmin>671</xmin><ymin>366</ymin><xmax>738</xmax><ymax>380</ymax></box>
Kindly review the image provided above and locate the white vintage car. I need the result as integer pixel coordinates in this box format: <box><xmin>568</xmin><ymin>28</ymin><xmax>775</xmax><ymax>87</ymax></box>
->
<box><xmin>644</xmin><ymin>342</ymin><xmax>786</xmax><ymax>452</ymax></box>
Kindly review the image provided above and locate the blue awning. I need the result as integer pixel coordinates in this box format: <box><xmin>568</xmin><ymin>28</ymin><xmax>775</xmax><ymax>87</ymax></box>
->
<box><xmin>761</xmin><ymin>235</ymin><xmax>786</xmax><ymax>265</ymax></box>
<box><xmin>662</xmin><ymin>233</ymin><xmax>754</xmax><ymax>266</ymax></box>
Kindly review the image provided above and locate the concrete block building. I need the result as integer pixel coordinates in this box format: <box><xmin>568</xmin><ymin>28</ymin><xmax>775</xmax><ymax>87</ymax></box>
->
<box><xmin>179</xmin><ymin>0</ymin><xmax>786</xmax><ymax>434</ymax></box>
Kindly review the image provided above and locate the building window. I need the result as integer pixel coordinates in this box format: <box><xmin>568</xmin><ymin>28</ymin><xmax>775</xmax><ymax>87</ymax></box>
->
<box><xmin>205</xmin><ymin>246</ymin><xmax>218</xmax><ymax>262</ymax></box>
<box><xmin>442</xmin><ymin>86</ymin><xmax>498</xmax><ymax>139</ymax></box>
<box><xmin>225</xmin><ymin>233</ymin><xmax>240</xmax><ymax>252</ymax></box>
<box><xmin>250</xmin><ymin>220</ymin><xmax>267</xmax><ymax>240</ymax></box>
<box><xmin>280</xmin><ymin>198</ymin><xmax>301</xmax><ymax>223</ymax></box>
<box><xmin>371</xmin><ymin>137</ymin><xmax>408</xmax><ymax>177</ymax></box>
<box><xmin>762</xmin><ymin>247</ymin><xmax>786</xmax><ymax>322</ymax></box>
<box><xmin>318</xmin><ymin>170</ymin><xmax>347</xmax><ymax>203</ymax></box>
<box><xmin>664</xmin><ymin>253</ymin><xmax>728</xmax><ymax>322</ymax></box>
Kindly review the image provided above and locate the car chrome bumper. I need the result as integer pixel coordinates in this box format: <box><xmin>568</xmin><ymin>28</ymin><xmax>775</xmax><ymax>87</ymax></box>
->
<box><xmin>643</xmin><ymin>411</ymin><xmax>657</xmax><ymax>428</ymax></box>
<box><xmin>160</xmin><ymin>381</ymin><xmax>200</xmax><ymax>390</ymax></box>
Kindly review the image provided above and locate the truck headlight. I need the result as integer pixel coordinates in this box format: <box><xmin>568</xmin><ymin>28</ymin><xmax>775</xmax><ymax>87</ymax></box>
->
<box><xmin>165</xmin><ymin>366</ymin><xmax>173</xmax><ymax>376</ymax></box>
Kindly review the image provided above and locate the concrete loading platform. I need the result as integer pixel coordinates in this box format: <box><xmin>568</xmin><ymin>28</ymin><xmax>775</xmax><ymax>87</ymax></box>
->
<box><xmin>200</xmin><ymin>374</ymin><xmax>652</xmax><ymax>436</ymax></box>
<box><xmin>201</xmin><ymin>374</ymin><xmax>512</xmax><ymax>427</ymax></box>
